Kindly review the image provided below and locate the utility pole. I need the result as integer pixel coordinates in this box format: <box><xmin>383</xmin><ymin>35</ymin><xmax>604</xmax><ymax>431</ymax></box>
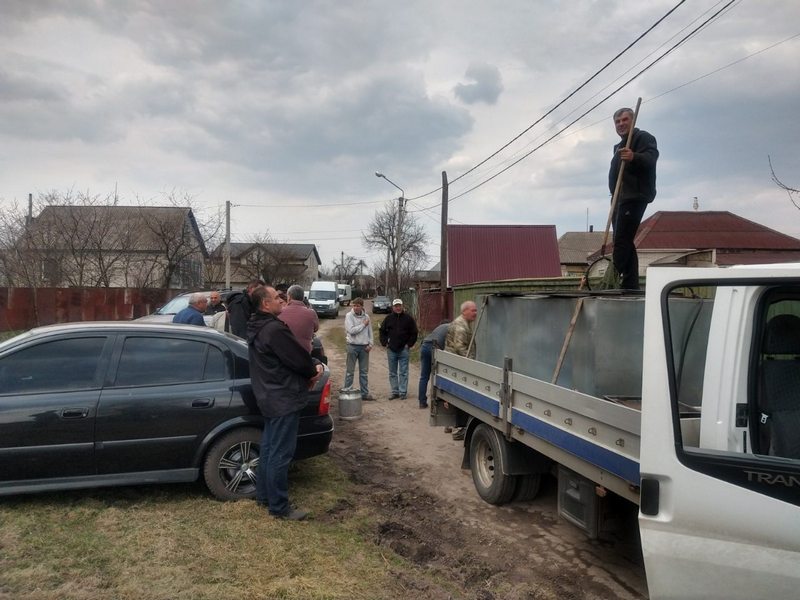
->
<box><xmin>396</xmin><ymin>195</ymin><xmax>404</xmax><ymax>295</ymax></box>
<box><xmin>224</xmin><ymin>200</ymin><xmax>231</xmax><ymax>289</ymax></box>
<box><xmin>340</xmin><ymin>250</ymin><xmax>344</xmax><ymax>282</ymax></box>
<box><xmin>440</xmin><ymin>171</ymin><xmax>448</xmax><ymax>321</ymax></box>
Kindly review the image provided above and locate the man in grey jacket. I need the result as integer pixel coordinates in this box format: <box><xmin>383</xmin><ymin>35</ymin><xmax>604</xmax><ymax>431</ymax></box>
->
<box><xmin>343</xmin><ymin>298</ymin><xmax>374</xmax><ymax>400</ymax></box>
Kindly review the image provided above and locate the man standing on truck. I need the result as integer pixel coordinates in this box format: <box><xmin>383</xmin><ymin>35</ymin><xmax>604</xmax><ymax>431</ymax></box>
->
<box><xmin>608</xmin><ymin>107</ymin><xmax>658</xmax><ymax>290</ymax></box>
<box><xmin>379</xmin><ymin>299</ymin><xmax>418</xmax><ymax>400</ymax></box>
<box><xmin>248</xmin><ymin>285</ymin><xmax>323</xmax><ymax>521</ymax></box>
<box><xmin>445</xmin><ymin>301</ymin><xmax>478</xmax><ymax>440</ymax></box>
<box><xmin>343</xmin><ymin>297</ymin><xmax>375</xmax><ymax>401</ymax></box>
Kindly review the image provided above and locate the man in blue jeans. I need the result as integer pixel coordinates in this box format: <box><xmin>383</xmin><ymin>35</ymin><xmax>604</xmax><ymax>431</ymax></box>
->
<box><xmin>379</xmin><ymin>299</ymin><xmax>418</xmax><ymax>399</ymax></box>
<box><xmin>247</xmin><ymin>285</ymin><xmax>323</xmax><ymax>521</ymax></box>
<box><xmin>344</xmin><ymin>297</ymin><xmax>374</xmax><ymax>400</ymax></box>
<box><xmin>418</xmin><ymin>320</ymin><xmax>450</xmax><ymax>409</ymax></box>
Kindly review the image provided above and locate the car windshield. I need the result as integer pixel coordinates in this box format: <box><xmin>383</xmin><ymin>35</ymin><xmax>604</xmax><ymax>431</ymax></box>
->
<box><xmin>156</xmin><ymin>295</ymin><xmax>192</xmax><ymax>315</ymax></box>
<box><xmin>375</xmin><ymin>297</ymin><xmax>389</xmax><ymax>304</ymax></box>
<box><xmin>310</xmin><ymin>290</ymin><xmax>337</xmax><ymax>300</ymax></box>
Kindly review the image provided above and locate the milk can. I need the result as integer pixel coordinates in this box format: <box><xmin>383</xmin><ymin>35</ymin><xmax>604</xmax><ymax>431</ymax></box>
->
<box><xmin>338</xmin><ymin>388</ymin><xmax>363</xmax><ymax>420</ymax></box>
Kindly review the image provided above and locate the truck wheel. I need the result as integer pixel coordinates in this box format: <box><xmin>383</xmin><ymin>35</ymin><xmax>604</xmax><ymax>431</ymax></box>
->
<box><xmin>513</xmin><ymin>473</ymin><xmax>542</xmax><ymax>502</ymax></box>
<box><xmin>203</xmin><ymin>428</ymin><xmax>261</xmax><ymax>501</ymax></box>
<box><xmin>469</xmin><ymin>424</ymin><xmax>517</xmax><ymax>505</ymax></box>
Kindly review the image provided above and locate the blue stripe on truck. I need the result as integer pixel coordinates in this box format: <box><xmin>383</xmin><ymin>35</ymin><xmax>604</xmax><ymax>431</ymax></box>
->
<box><xmin>510</xmin><ymin>409</ymin><xmax>640</xmax><ymax>485</ymax></box>
<box><xmin>436</xmin><ymin>376</ymin><xmax>639</xmax><ymax>485</ymax></box>
<box><xmin>436</xmin><ymin>377</ymin><xmax>500</xmax><ymax>417</ymax></box>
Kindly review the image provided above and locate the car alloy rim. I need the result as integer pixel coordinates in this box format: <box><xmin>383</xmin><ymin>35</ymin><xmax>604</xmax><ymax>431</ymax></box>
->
<box><xmin>218</xmin><ymin>440</ymin><xmax>259</xmax><ymax>494</ymax></box>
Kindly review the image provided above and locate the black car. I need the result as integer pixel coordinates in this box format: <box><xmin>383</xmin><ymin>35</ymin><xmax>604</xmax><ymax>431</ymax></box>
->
<box><xmin>0</xmin><ymin>322</ymin><xmax>333</xmax><ymax>500</ymax></box>
<box><xmin>372</xmin><ymin>296</ymin><xmax>391</xmax><ymax>314</ymax></box>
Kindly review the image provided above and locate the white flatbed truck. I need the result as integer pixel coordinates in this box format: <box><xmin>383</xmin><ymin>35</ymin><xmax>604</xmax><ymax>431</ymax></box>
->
<box><xmin>432</xmin><ymin>265</ymin><xmax>800</xmax><ymax>599</ymax></box>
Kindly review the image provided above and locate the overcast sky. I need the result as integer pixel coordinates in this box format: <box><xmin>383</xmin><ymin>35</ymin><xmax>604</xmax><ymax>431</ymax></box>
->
<box><xmin>1</xmin><ymin>0</ymin><xmax>798</xmax><ymax>274</ymax></box>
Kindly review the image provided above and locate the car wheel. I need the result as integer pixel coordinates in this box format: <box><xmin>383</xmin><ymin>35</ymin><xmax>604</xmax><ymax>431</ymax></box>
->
<box><xmin>469</xmin><ymin>424</ymin><xmax>517</xmax><ymax>505</ymax></box>
<box><xmin>203</xmin><ymin>428</ymin><xmax>261</xmax><ymax>501</ymax></box>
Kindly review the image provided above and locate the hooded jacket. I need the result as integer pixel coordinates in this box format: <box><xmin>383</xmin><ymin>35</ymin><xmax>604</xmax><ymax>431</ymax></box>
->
<box><xmin>227</xmin><ymin>290</ymin><xmax>254</xmax><ymax>338</ymax></box>
<box><xmin>247</xmin><ymin>310</ymin><xmax>318</xmax><ymax>418</ymax></box>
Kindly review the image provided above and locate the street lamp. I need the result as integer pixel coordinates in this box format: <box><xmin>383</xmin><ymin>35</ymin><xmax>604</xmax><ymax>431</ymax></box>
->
<box><xmin>375</xmin><ymin>172</ymin><xmax>405</xmax><ymax>296</ymax></box>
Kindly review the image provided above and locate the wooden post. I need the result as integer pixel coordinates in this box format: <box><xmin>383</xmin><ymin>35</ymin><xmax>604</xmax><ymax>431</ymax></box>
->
<box><xmin>440</xmin><ymin>171</ymin><xmax>449</xmax><ymax>322</ymax></box>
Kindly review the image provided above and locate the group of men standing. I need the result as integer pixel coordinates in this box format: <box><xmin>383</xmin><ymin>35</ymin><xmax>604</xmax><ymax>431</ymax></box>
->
<box><xmin>342</xmin><ymin>297</ymin><xmax>478</xmax><ymax>417</ymax></box>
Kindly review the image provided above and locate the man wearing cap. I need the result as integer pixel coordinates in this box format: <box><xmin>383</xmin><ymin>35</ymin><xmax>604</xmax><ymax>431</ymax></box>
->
<box><xmin>379</xmin><ymin>298</ymin><xmax>418</xmax><ymax>400</ymax></box>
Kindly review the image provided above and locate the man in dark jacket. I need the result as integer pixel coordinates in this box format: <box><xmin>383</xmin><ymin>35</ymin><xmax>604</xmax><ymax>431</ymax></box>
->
<box><xmin>248</xmin><ymin>285</ymin><xmax>323</xmax><ymax>520</ymax></box>
<box><xmin>608</xmin><ymin>107</ymin><xmax>658</xmax><ymax>290</ymax></box>
<box><xmin>379</xmin><ymin>299</ymin><xmax>418</xmax><ymax>399</ymax></box>
<box><xmin>227</xmin><ymin>280</ymin><xmax>262</xmax><ymax>337</ymax></box>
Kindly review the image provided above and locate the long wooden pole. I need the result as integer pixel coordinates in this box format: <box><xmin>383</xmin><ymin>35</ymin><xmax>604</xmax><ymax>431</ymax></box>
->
<box><xmin>601</xmin><ymin>97</ymin><xmax>642</xmax><ymax>257</ymax></box>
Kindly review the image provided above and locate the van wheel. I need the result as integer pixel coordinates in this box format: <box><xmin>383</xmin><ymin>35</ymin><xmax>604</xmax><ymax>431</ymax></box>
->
<box><xmin>469</xmin><ymin>424</ymin><xmax>517</xmax><ymax>505</ymax></box>
<box><xmin>203</xmin><ymin>428</ymin><xmax>261</xmax><ymax>501</ymax></box>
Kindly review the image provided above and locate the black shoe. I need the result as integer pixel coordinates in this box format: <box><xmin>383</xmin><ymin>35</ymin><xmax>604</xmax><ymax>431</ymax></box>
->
<box><xmin>389</xmin><ymin>393</ymin><xmax>400</xmax><ymax>400</ymax></box>
<box><xmin>419</xmin><ymin>403</ymin><xmax>428</xmax><ymax>409</ymax></box>
<box><xmin>362</xmin><ymin>394</ymin><xmax>376</xmax><ymax>401</ymax></box>
<box><xmin>452</xmin><ymin>427</ymin><xmax>466</xmax><ymax>441</ymax></box>
<box><xmin>399</xmin><ymin>394</ymin><xmax>407</xmax><ymax>400</ymax></box>
<box><xmin>272</xmin><ymin>508</ymin><xmax>309</xmax><ymax>521</ymax></box>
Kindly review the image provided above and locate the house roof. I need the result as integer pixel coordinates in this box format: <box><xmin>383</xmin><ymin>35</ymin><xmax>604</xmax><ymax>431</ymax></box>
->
<box><xmin>447</xmin><ymin>224</ymin><xmax>561</xmax><ymax>286</ymax></box>
<box><xmin>558</xmin><ymin>231</ymin><xmax>607</xmax><ymax>265</ymax></box>
<box><xmin>635</xmin><ymin>211</ymin><xmax>800</xmax><ymax>250</ymax></box>
<box><xmin>212</xmin><ymin>242</ymin><xmax>321</xmax><ymax>264</ymax></box>
<box><xmin>32</xmin><ymin>205</ymin><xmax>208</xmax><ymax>256</ymax></box>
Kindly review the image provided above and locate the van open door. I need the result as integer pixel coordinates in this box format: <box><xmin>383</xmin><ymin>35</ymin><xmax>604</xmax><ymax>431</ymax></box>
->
<box><xmin>638</xmin><ymin>266</ymin><xmax>800</xmax><ymax>599</ymax></box>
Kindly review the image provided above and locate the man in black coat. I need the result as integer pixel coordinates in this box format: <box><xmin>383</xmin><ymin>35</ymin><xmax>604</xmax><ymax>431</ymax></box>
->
<box><xmin>608</xmin><ymin>107</ymin><xmax>659</xmax><ymax>290</ymax></box>
<box><xmin>227</xmin><ymin>280</ymin><xmax>262</xmax><ymax>338</ymax></box>
<box><xmin>379</xmin><ymin>299</ymin><xmax>418</xmax><ymax>399</ymax></box>
<box><xmin>248</xmin><ymin>285</ymin><xmax>323</xmax><ymax>520</ymax></box>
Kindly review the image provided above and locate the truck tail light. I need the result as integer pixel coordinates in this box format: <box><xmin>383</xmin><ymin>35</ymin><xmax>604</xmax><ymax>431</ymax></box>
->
<box><xmin>318</xmin><ymin>379</ymin><xmax>331</xmax><ymax>416</ymax></box>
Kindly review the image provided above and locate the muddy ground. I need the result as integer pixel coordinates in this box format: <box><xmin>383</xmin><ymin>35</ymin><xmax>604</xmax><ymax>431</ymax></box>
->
<box><xmin>319</xmin><ymin>308</ymin><xmax>649</xmax><ymax>600</ymax></box>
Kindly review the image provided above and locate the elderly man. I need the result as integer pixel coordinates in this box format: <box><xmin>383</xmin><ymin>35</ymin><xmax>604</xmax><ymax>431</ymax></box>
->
<box><xmin>445</xmin><ymin>300</ymin><xmax>478</xmax><ymax>358</ymax></box>
<box><xmin>248</xmin><ymin>285</ymin><xmax>323</xmax><ymax>521</ymax></box>
<box><xmin>278</xmin><ymin>284</ymin><xmax>319</xmax><ymax>353</ymax></box>
<box><xmin>608</xmin><ymin>107</ymin><xmax>659</xmax><ymax>290</ymax></box>
<box><xmin>379</xmin><ymin>298</ymin><xmax>418</xmax><ymax>400</ymax></box>
<box><xmin>172</xmin><ymin>293</ymin><xmax>207</xmax><ymax>326</ymax></box>
<box><xmin>445</xmin><ymin>300</ymin><xmax>478</xmax><ymax>439</ymax></box>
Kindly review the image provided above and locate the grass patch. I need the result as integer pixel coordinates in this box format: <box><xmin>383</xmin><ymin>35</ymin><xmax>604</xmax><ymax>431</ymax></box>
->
<box><xmin>0</xmin><ymin>456</ymin><xmax>430</xmax><ymax>600</ymax></box>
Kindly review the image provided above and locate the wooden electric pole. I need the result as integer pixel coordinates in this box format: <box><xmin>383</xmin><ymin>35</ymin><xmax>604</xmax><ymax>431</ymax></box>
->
<box><xmin>440</xmin><ymin>171</ymin><xmax>448</xmax><ymax>321</ymax></box>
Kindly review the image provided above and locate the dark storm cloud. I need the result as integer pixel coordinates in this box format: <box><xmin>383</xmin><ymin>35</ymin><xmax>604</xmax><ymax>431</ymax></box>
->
<box><xmin>453</xmin><ymin>63</ymin><xmax>504</xmax><ymax>105</ymax></box>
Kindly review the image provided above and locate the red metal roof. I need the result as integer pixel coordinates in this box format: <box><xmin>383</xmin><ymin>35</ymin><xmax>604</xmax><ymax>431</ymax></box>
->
<box><xmin>447</xmin><ymin>225</ymin><xmax>561</xmax><ymax>286</ymax></box>
<box><xmin>636</xmin><ymin>211</ymin><xmax>800</xmax><ymax>250</ymax></box>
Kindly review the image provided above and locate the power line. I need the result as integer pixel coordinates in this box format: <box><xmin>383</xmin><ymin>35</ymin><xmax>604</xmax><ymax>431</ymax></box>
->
<box><xmin>404</xmin><ymin>0</ymin><xmax>689</xmax><ymax>203</ymax></box>
<box><xmin>409</xmin><ymin>0</ymin><xmax>739</xmax><ymax>211</ymax></box>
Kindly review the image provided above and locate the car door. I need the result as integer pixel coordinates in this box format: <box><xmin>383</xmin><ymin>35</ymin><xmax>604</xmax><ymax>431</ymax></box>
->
<box><xmin>638</xmin><ymin>270</ymin><xmax>800</xmax><ymax>599</ymax></box>
<box><xmin>95</xmin><ymin>333</ymin><xmax>235</xmax><ymax>475</ymax></box>
<box><xmin>0</xmin><ymin>334</ymin><xmax>111</xmax><ymax>482</ymax></box>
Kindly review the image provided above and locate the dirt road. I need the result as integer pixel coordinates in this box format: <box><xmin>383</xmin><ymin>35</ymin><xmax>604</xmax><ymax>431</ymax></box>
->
<box><xmin>319</xmin><ymin>309</ymin><xmax>649</xmax><ymax>600</ymax></box>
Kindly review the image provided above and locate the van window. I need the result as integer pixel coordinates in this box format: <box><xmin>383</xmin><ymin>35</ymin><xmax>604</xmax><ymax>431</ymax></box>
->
<box><xmin>309</xmin><ymin>290</ymin><xmax>336</xmax><ymax>300</ymax></box>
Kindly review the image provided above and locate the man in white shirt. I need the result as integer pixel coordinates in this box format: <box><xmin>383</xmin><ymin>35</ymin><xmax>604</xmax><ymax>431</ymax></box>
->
<box><xmin>344</xmin><ymin>297</ymin><xmax>375</xmax><ymax>400</ymax></box>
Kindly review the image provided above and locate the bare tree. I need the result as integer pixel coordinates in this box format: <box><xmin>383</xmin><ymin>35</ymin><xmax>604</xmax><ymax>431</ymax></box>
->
<box><xmin>136</xmin><ymin>191</ymin><xmax>223</xmax><ymax>289</ymax></box>
<box><xmin>363</xmin><ymin>201</ymin><xmax>428</xmax><ymax>295</ymax></box>
<box><xmin>770</xmin><ymin>156</ymin><xmax>800</xmax><ymax>209</ymax></box>
<box><xmin>330</xmin><ymin>253</ymin><xmax>362</xmax><ymax>283</ymax></box>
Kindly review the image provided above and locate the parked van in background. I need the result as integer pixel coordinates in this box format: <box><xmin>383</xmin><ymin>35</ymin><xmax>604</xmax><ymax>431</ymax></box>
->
<box><xmin>309</xmin><ymin>281</ymin><xmax>340</xmax><ymax>318</ymax></box>
<box><xmin>337</xmin><ymin>284</ymin><xmax>352</xmax><ymax>306</ymax></box>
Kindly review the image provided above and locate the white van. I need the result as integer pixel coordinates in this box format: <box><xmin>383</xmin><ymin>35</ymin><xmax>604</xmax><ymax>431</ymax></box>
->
<box><xmin>308</xmin><ymin>281</ymin><xmax>339</xmax><ymax>318</ymax></box>
<box><xmin>337</xmin><ymin>284</ymin><xmax>352</xmax><ymax>306</ymax></box>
